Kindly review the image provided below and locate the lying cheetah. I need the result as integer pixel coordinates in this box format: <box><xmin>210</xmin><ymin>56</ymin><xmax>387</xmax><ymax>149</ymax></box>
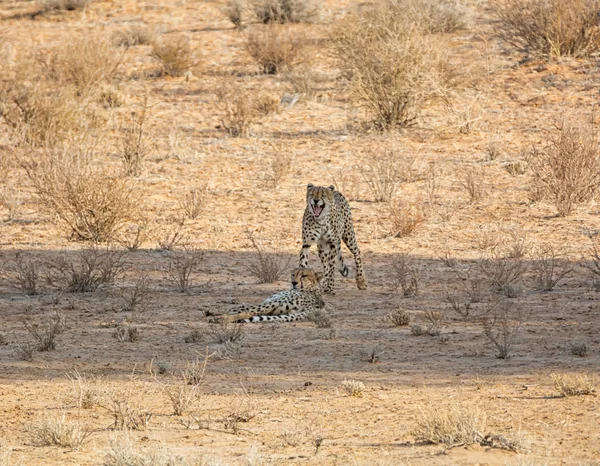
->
<box><xmin>300</xmin><ymin>183</ymin><xmax>367</xmax><ymax>293</ymax></box>
<box><xmin>208</xmin><ymin>267</ymin><xmax>324</xmax><ymax>323</ymax></box>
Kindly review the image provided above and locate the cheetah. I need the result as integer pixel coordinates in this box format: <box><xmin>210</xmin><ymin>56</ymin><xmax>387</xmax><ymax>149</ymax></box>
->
<box><xmin>300</xmin><ymin>183</ymin><xmax>367</xmax><ymax>294</ymax></box>
<box><xmin>208</xmin><ymin>267</ymin><xmax>325</xmax><ymax>323</ymax></box>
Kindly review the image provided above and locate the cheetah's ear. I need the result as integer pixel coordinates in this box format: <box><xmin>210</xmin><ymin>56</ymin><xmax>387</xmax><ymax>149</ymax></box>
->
<box><xmin>307</xmin><ymin>183</ymin><xmax>314</xmax><ymax>189</ymax></box>
<box><xmin>315</xmin><ymin>271</ymin><xmax>324</xmax><ymax>282</ymax></box>
<box><xmin>328</xmin><ymin>185</ymin><xmax>335</xmax><ymax>191</ymax></box>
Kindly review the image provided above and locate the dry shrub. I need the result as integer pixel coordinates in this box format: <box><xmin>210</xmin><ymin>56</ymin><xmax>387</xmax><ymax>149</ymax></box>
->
<box><xmin>458</xmin><ymin>165</ymin><xmax>487</xmax><ymax>204</ymax></box>
<box><xmin>152</xmin><ymin>35</ymin><xmax>195</xmax><ymax>77</ymax></box>
<box><xmin>357</xmin><ymin>149</ymin><xmax>411</xmax><ymax>202</ymax></box>
<box><xmin>118</xmin><ymin>221</ymin><xmax>153</xmax><ymax>251</ymax></box>
<box><xmin>552</xmin><ymin>373</ymin><xmax>596</xmax><ymax>396</ymax></box>
<box><xmin>98</xmin><ymin>378</ymin><xmax>154</xmax><ymax>431</ymax></box>
<box><xmin>15</xmin><ymin>341</ymin><xmax>35</xmax><ymax>361</ymax></box>
<box><xmin>244</xmin><ymin>230</ymin><xmax>290</xmax><ymax>283</ymax></box>
<box><xmin>332</xmin><ymin>2</ymin><xmax>451</xmax><ymax>130</ymax></box>
<box><xmin>38</xmin><ymin>0</ymin><xmax>91</xmax><ymax>12</ymax></box>
<box><xmin>208</xmin><ymin>322</ymin><xmax>245</xmax><ymax>344</ymax></box>
<box><xmin>180</xmin><ymin>187</ymin><xmax>205</xmax><ymax>219</ymax></box>
<box><xmin>224</xmin><ymin>0</ymin><xmax>245</xmax><ymax>28</ymax></box>
<box><xmin>477</xmin><ymin>248</ymin><xmax>526</xmax><ymax>297</ymax></box>
<box><xmin>493</xmin><ymin>0</ymin><xmax>600</xmax><ymax>59</ymax></box>
<box><xmin>45</xmin><ymin>247</ymin><xmax>126</xmax><ymax>293</ymax></box>
<box><xmin>164</xmin><ymin>372</ymin><xmax>202</xmax><ymax>416</ymax></box>
<box><xmin>341</xmin><ymin>379</ymin><xmax>365</xmax><ymax>397</ymax></box>
<box><xmin>20</xmin><ymin>311</ymin><xmax>66</xmax><ymax>352</ymax></box>
<box><xmin>8</xmin><ymin>252</ymin><xmax>41</xmax><ymax>296</ymax></box>
<box><xmin>382</xmin><ymin>307</ymin><xmax>412</xmax><ymax>327</ymax></box>
<box><xmin>166</xmin><ymin>248</ymin><xmax>204</xmax><ymax>293</ymax></box>
<box><xmin>68</xmin><ymin>370</ymin><xmax>100</xmax><ymax>409</ymax></box>
<box><xmin>387</xmin><ymin>200</ymin><xmax>426</xmax><ymax>238</ymax></box>
<box><xmin>113</xmin><ymin>324</ymin><xmax>140</xmax><ymax>343</ymax></box>
<box><xmin>531</xmin><ymin>244</ymin><xmax>573</xmax><ymax>291</ymax></box>
<box><xmin>39</xmin><ymin>33</ymin><xmax>122</xmax><ymax>93</ymax></box>
<box><xmin>113</xmin><ymin>23</ymin><xmax>154</xmax><ymax>47</ymax></box>
<box><xmin>120</xmin><ymin>276</ymin><xmax>149</xmax><ymax>318</ymax></box>
<box><xmin>528</xmin><ymin>120</ymin><xmax>600</xmax><ymax>216</ymax></box>
<box><xmin>306</xmin><ymin>308</ymin><xmax>332</xmax><ymax>328</ymax></box>
<box><xmin>400</xmin><ymin>0</ymin><xmax>469</xmax><ymax>33</ymax></box>
<box><xmin>23</xmin><ymin>145</ymin><xmax>140</xmax><ymax>242</ymax></box>
<box><xmin>413</xmin><ymin>404</ymin><xmax>486</xmax><ymax>446</ymax></box>
<box><xmin>216</xmin><ymin>80</ymin><xmax>279</xmax><ymax>136</ymax></box>
<box><xmin>569</xmin><ymin>341</ymin><xmax>589</xmax><ymax>357</ymax></box>
<box><xmin>29</xmin><ymin>414</ymin><xmax>92</xmax><ymax>448</ymax></box>
<box><xmin>118</xmin><ymin>98</ymin><xmax>152</xmax><ymax>177</ymax></box>
<box><xmin>104</xmin><ymin>433</ymin><xmax>186</xmax><ymax>466</ymax></box>
<box><xmin>482</xmin><ymin>304</ymin><xmax>521</xmax><ymax>359</ymax></box>
<box><xmin>252</xmin><ymin>0</ymin><xmax>318</xmax><ymax>23</ymax></box>
<box><xmin>245</xmin><ymin>25</ymin><xmax>307</xmax><ymax>74</ymax></box>
<box><xmin>269</xmin><ymin>151</ymin><xmax>292</xmax><ymax>188</ymax></box>
<box><xmin>391</xmin><ymin>253</ymin><xmax>420</xmax><ymax>297</ymax></box>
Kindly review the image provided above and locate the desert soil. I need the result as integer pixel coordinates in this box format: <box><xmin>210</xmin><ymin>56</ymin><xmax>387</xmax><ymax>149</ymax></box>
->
<box><xmin>0</xmin><ymin>0</ymin><xmax>599</xmax><ymax>465</ymax></box>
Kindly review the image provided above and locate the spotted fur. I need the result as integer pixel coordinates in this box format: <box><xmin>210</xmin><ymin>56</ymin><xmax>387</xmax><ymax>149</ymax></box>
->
<box><xmin>299</xmin><ymin>183</ymin><xmax>367</xmax><ymax>294</ymax></box>
<box><xmin>208</xmin><ymin>268</ymin><xmax>324</xmax><ymax>323</ymax></box>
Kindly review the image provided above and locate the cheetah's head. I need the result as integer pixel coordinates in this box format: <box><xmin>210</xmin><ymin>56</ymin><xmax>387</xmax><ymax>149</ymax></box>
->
<box><xmin>290</xmin><ymin>267</ymin><xmax>323</xmax><ymax>291</ymax></box>
<box><xmin>306</xmin><ymin>183</ymin><xmax>335</xmax><ymax>219</ymax></box>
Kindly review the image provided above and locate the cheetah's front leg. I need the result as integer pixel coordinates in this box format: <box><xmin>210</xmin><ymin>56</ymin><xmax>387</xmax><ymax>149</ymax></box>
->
<box><xmin>318</xmin><ymin>241</ymin><xmax>335</xmax><ymax>294</ymax></box>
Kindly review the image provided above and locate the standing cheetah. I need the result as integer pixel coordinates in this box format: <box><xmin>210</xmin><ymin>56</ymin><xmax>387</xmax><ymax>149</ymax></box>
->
<box><xmin>299</xmin><ymin>183</ymin><xmax>367</xmax><ymax>293</ymax></box>
<box><xmin>208</xmin><ymin>268</ymin><xmax>325</xmax><ymax>323</ymax></box>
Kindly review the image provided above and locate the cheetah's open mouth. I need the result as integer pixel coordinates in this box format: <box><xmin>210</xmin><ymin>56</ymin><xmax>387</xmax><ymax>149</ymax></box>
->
<box><xmin>311</xmin><ymin>204</ymin><xmax>323</xmax><ymax>217</ymax></box>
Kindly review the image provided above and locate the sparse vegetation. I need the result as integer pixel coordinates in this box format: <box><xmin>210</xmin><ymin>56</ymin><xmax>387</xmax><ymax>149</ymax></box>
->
<box><xmin>252</xmin><ymin>0</ymin><xmax>318</xmax><ymax>24</ymax></box>
<box><xmin>245</xmin><ymin>25</ymin><xmax>307</xmax><ymax>75</ymax></box>
<box><xmin>387</xmin><ymin>200</ymin><xmax>426</xmax><ymax>238</ymax></box>
<box><xmin>20</xmin><ymin>310</ymin><xmax>67</xmax><ymax>352</ymax></box>
<box><xmin>341</xmin><ymin>379</ymin><xmax>365</xmax><ymax>397</ymax></box>
<box><xmin>208</xmin><ymin>322</ymin><xmax>245</xmax><ymax>344</ymax></box>
<box><xmin>458</xmin><ymin>165</ymin><xmax>487</xmax><ymax>204</ymax></box>
<box><xmin>45</xmin><ymin>247</ymin><xmax>126</xmax><ymax>293</ymax></box>
<box><xmin>390</xmin><ymin>253</ymin><xmax>420</xmax><ymax>297</ymax></box>
<box><xmin>113</xmin><ymin>324</ymin><xmax>140</xmax><ymax>343</ymax></box>
<box><xmin>166</xmin><ymin>247</ymin><xmax>204</xmax><ymax>293</ymax></box>
<box><xmin>152</xmin><ymin>35</ymin><xmax>195</xmax><ymax>77</ymax></box>
<box><xmin>244</xmin><ymin>230</ymin><xmax>290</xmax><ymax>283</ymax></box>
<box><xmin>332</xmin><ymin>1</ymin><xmax>451</xmax><ymax>130</ymax></box>
<box><xmin>413</xmin><ymin>404</ymin><xmax>486</xmax><ymax>446</ymax></box>
<box><xmin>482</xmin><ymin>305</ymin><xmax>522</xmax><ymax>359</ymax></box>
<box><xmin>120</xmin><ymin>276</ymin><xmax>149</xmax><ymax>318</ymax></box>
<box><xmin>493</xmin><ymin>0</ymin><xmax>600</xmax><ymax>59</ymax></box>
<box><xmin>23</xmin><ymin>145</ymin><xmax>140</xmax><ymax>242</ymax></box>
<box><xmin>382</xmin><ymin>307</ymin><xmax>411</xmax><ymax>327</ymax></box>
<box><xmin>552</xmin><ymin>373</ymin><xmax>595</xmax><ymax>396</ymax></box>
<box><xmin>528</xmin><ymin>120</ymin><xmax>600</xmax><ymax>216</ymax></box>
<box><xmin>9</xmin><ymin>252</ymin><xmax>41</xmax><ymax>295</ymax></box>
<box><xmin>103</xmin><ymin>434</ymin><xmax>186</xmax><ymax>466</ymax></box>
<box><xmin>569</xmin><ymin>341</ymin><xmax>589</xmax><ymax>357</ymax></box>
<box><xmin>118</xmin><ymin>98</ymin><xmax>152</xmax><ymax>177</ymax></box>
<box><xmin>306</xmin><ymin>308</ymin><xmax>332</xmax><ymax>328</ymax></box>
<box><xmin>29</xmin><ymin>414</ymin><xmax>92</xmax><ymax>448</ymax></box>
<box><xmin>531</xmin><ymin>244</ymin><xmax>573</xmax><ymax>291</ymax></box>
<box><xmin>224</xmin><ymin>0</ymin><xmax>245</xmax><ymax>29</ymax></box>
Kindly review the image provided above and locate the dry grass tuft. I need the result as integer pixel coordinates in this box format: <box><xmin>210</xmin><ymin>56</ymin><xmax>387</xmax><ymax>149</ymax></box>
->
<box><xmin>38</xmin><ymin>0</ymin><xmax>91</xmax><ymax>12</ymax></box>
<box><xmin>528</xmin><ymin>120</ymin><xmax>600</xmax><ymax>216</ymax></box>
<box><xmin>152</xmin><ymin>35</ymin><xmax>195</xmax><ymax>77</ymax></box>
<box><xmin>458</xmin><ymin>165</ymin><xmax>487</xmax><ymax>204</ymax></box>
<box><xmin>208</xmin><ymin>323</ymin><xmax>245</xmax><ymax>345</ymax></box>
<box><xmin>413</xmin><ymin>404</ymin><xmax>486</xmax><ymax>446</ymax></box>
<box><xmin>252</xmin><ymin>0</ymin><xmax>318</xmax><ymax>23</ymax></box>
<box><xmin>104</xmin><ymin>433</ymin><xmax>186</xmax><ymax>466</ymax></box>
<box><xmin>552</xmin><ymin>373</ymin><xmax>596</xmax><ymax>396</ymax></box>
<box><xmin>569</xmin><ymin>341</ymin><xmax>589</xmax><ymax>357</ymax></box>
<box><xmin>224</xmin><ymin>0</ymin><xmax>245</xmax><ymax>28</ymax></box>
<box><xmin>245</xmin><ymin>25</ymin><xmax>308</xmax><ymax>74</ymax></box>
<box><xmin>113</xmin><ymin>23</ymin><xmax>154</xmax><ymax>47</ymax></box>
<box><xmin>382</xmin><ymin>307</ymin><xmax>412</xmax><ymax>327</ymax></box>
<box><xmin>8</xmin><ymin>252</ymin><xmax>41</xmax><ymax>296</ymax></box>
<box><xmin>387</xmin><ymin>200</ymin><xmax>426</xmax><ymax>238</ymax></box>
<box><xmin>531</xmin><ymin>244</ymin><xmax>573</xmax><ymax>291</ymax></box>
<box><xmin>493</xmin><ymin>0</ymin><xmax>600</xmax><ymax>59</ymax></box>
<box><xmin>216</xmin><ymin>80</ymin><xmax>279</xmax><ymax>136</ymax></box>
<box><xmin>118</xmin><ymin>98</ymin><xmax>152</xmax><ymax>177</ymax></box>
<box><xmin>30</xmin><ymin>414</ymin><xmax>92</xmax><ymax>448</ymax></box>
<box><xmin>390</xmin><ymin>253</ymin><xmax>420</xmax><ymax>297</ymax></box>
<box><xmin>166</xmin><ymin>248</ymin><xmax>204</xmax><ymax>293</ymax></box>
<box><xmin>306</xmin><ymin>308</ymin><xmax>332</xmax><ymax>328</ymax></box>
<box><xmin>341</xmin><ymin>379</ymin><xmax>365</xmax><ymax>397</ymax></box>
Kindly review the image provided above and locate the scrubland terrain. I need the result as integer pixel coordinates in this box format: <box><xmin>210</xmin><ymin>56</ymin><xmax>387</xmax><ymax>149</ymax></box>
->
<box><xmin>1</xmin><ymin>0</ymin><xmax>600</xmax><ymax>464</ymax></box>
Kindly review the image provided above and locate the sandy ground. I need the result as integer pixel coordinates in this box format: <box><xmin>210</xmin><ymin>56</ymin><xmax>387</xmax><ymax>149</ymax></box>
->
<box><xmin>1</xmin><ymin>0</ymin><xmax>600</xmax><ymax>464</ymax></box>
